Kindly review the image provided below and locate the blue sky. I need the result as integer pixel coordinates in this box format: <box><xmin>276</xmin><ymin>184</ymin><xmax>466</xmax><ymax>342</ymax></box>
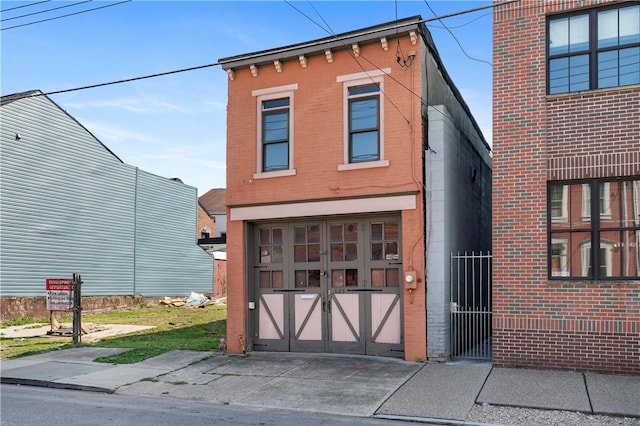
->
<box><xmin>1</xmin><ymin>0</ymin><xmax>492</xmax><ymax>195</ymax></box>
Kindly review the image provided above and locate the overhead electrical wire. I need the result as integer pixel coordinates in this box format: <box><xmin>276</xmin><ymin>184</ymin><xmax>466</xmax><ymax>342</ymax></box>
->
<box><xmin>1</xmin><ymin>0</ymin><xmax>131</xmax><ymax>31</ymax></box>
<box><xmin>427</xmin><ymin>11</ymin><xmax>491</xmax><ymax>30</ymax></box>
<box><xmin>1</xmin><ymin>0</ymin><xmax>92</xmax><ymax>23</ymax></box>
<box><xmin>0</xmin><ymin>0</ymin><xmax>50</xmax><ymax>13</ymax></box>
<box><xmin>286</xmin><ymin>0</ymin><xmax>497</xmax><ymax>133</ymax></box>
<box><xmin>8</xmin><ymin>0</ymin><xmax>518</xmax><ymax>101</ymax></box>
<box><xmin>293</xmin><ymin>0</ymin><xmax>411</xmax><ymax>125</ymax></box>
<box><xmin>24</xmin><ymin>62</ymin><xmax>221</xmax><ymax>98</ymax></box>
<box><xmin>423</xmin><ymin>1</ymin><xmax>492</xmax><ymax>67</ymax></box>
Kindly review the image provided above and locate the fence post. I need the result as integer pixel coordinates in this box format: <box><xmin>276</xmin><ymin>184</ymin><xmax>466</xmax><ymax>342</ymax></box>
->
<box><xmin>72</xmin><ymin>273</ymin><xmax>83</xmax><ymax>346</ymax></box>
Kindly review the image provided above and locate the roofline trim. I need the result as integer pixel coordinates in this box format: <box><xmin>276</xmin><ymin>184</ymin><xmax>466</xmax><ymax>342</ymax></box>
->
<box><xmin>218</xmin><ymin>16</ymin><xmax>423</xmax><ymax>70</ymax></box>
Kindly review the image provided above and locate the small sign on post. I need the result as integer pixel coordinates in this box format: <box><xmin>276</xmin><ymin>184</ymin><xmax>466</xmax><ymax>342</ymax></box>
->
<box><xmin>45</xmin><ymin>274</ymin><xmax>83</xmax><ymax>345</ymax></box>
<box><xmin>46</xmin><ymin>278</ymin><xmax>74</xmax><ymax>311</ymax></box>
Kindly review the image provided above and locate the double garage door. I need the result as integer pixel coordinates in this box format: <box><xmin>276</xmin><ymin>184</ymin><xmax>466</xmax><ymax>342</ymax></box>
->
<box><xmin>250</xmin><ymin>216</ymin><xmax>404</xmax><ymax>357</ymax></box>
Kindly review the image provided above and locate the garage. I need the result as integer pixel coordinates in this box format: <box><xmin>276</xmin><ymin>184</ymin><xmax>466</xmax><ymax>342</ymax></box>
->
<box><xmin>249</xmin><ymin>216</ymin><xmax>404</xmax><ymax>357</ymax></box>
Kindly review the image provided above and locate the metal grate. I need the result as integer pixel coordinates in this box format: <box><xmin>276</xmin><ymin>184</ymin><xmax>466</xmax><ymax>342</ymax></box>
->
<box><xmin>450</xmin><ymin>251</ymin><xmax>492</xmax><ymax>360</ymax></box>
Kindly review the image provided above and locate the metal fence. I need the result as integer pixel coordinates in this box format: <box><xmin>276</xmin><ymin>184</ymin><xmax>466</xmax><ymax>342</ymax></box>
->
<box><xmin>450</xmin><ymin>251</ymin><xmax>492</xmax><ymax>360</ymax></box>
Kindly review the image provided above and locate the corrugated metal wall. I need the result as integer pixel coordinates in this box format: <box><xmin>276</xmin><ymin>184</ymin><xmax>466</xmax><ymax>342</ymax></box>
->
<box><xmin>134</xmin><ymin>169</ymin><xmax>213</xmax><ymax>296</ymax></box>
<box><xmin>0</xmin><ymin>94</ymin><xmax>212</xmax><ymax>297</ymax></box>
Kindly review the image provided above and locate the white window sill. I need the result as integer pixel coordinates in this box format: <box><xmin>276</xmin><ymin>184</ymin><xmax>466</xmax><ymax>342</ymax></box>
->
<box><xmin>253</xmin><ymin>169</ymin><xmax>297</xmax><ymax>180</ymax></box>
<box><xmin>338</xmin><ymin>160</ymin><xmax>389</xmax><ymax>171</ymax></box>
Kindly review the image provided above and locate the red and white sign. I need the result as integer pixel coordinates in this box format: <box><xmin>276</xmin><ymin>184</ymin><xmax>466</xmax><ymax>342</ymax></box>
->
<box><xmin>46</xmin><ymin>278</ymin><xmax>74</xmax><ymax>311</ymax></box>
<box><xmin>46</xmin><ymin>278</ymin><xmax>73</xmax><ymax>291</ymax></box>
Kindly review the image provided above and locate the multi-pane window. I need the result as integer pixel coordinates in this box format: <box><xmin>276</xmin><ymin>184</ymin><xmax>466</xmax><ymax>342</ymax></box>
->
<box><xmin>548</xmin><ymin>179</ymin><xmax>640</xmax><ymax>280</ymax></box>
<box><xmin>261</xmin><ymin>98</ymin><xmax>290</xmax><ymax>171</ymax></box>
<box><xmin>370</xmin><ymin>221</ymin><xmax>400</xmax><ymax>288</ymax></box>
<box><xmin>258</xmin><ymin>227</ymin><xmax>284</xmax><ymax>289</ymax></box>
<box><xmin>547</xmin><ymin>4</ymin><xmax>640</xmax><ymax>94</ymax></box>
<box><xmin>294</xmin><ymin>225</ymin><xmax>321</xmax><ymax>288</ymax></box>
<box><xmin>330</xmin><ymin>223</ymin><xmax>358</xmax><ymax>288</ymax></box>
<box><xmin>348</xmin><ymin>84</ymin><xmax>380</xmax><ymax>163</ymax></box>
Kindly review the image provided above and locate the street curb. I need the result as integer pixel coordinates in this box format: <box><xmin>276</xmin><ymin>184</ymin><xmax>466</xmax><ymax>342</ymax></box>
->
<box><xmin>1</xmin><ymin>377</ymin><xmax>114</xmax><ymax>394</ymax></box>
<box><xmin>373</xmin><ymin>414</ymin><xmax>509</xmax><ymax>426</ymax></box>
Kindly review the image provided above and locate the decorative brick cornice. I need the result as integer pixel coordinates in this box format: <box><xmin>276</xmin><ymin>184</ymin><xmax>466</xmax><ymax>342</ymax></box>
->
<box><xmin>547</xmin><ymin>152</ymin><xmax>640</xmax><ymax>181</ymax></box>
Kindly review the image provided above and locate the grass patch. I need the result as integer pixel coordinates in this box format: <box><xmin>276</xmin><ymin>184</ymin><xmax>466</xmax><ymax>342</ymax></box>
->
<box><xmin>0</xmin><ymin>337</ymin><xmax>73</xmax><ymax>359</ymax></box>
<box><xmin>0</xmin><ymin>316</ymin><xmax>48</xmax><ymax>328</ymax></box>
<box><xmin>1</xmin><ymin>304</ymin><xmax>226</xmax><ymax>362</ymax></box>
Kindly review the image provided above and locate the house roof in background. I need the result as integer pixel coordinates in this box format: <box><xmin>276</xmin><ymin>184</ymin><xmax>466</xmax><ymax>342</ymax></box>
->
<box><xmin>199</xmin><ymin>188</ymin><xmax>226</xmax><ymax>214</ymax></box>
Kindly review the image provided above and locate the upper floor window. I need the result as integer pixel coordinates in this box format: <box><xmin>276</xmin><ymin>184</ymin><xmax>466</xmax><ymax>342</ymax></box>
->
<box><xmin>548</xmin><ymin>178</ymin><xmax>640</xmax><ymax>280</ymax></box>
<box><xmin>262</xmin><ymin>98</ymin><xmax>290</xmax><ymax>172</ymax></box>
<box><xmin>547</xmin><ymin>4</ymin><xmax>640</xmax><ymax>94</ymax></box>
<box><xmin>252</xmin><ymin>84</ymin><xmax>297</xmax><ymax>179</ymax></box>
<box><xmin>349</xmin><ymin>84</ymin><xmax>380</xmax><ymax>163</ymax></box>
<box><xmin>337</xmin><ymin>70</ymin><xmax>390</xmax><ymax>171</ymax></box>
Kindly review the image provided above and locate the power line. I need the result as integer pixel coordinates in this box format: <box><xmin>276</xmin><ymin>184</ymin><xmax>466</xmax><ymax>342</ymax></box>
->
<box><xmin>1</xmin><ymin>0</ymin><xmax>91</xmax><ymax>23</ymax></box>
<box><xmin>22</xmin><ymin>62</ymin><xmax>221</xmax><ymax>99</ymax></box>
<box><xmin>299</xmin><ymin>0</ymin><xmax>411</xmax><ymax>125</ymax></box>
<box><xmin>286</xmin><ymin>0</ymin><xmax>497</xmax><ymax>131</ymax></box>
<box><xmin>423</xmin><ymin>1</ymin><xmax>492</xmax><ymax>67</ymax></box>
<box><xmin>1</xmin><ymin>0</ymin><xmax>131</xmax><ymax>31</ymax></box>
<box><xmin>7</xmin><ymin>0</ymin><xmax>515</xmax><ymax>101</ymax></box>
<box><xmin>427</xmin><ymin>12</ymin><xmax>491</xmax><ymax>30</ymax></box>
<box><xmin>0</xmin><ymin>0</ymin><xmax>49</xmax><ymax>13</ymax></box>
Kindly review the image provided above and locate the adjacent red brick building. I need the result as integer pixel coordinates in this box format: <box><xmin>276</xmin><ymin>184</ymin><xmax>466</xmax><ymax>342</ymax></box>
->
<box><xmin>493</xmin><ymin>0</ymin><xmax>640</xmax><ymax>374</ymax></box>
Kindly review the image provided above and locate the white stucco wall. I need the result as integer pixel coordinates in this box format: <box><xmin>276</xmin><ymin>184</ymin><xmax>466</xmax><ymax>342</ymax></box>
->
<box><xmin>425</xmin><ymin>105</ymin><xmax>492</xmax><ymax>360</ymax></box>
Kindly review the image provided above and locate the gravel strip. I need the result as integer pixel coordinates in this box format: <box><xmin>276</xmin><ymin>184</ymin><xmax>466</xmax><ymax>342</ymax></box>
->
<box><xmin>467</xmin><ymin>403</ymin><xmax>640</xmax><ymax>426</ymax></box>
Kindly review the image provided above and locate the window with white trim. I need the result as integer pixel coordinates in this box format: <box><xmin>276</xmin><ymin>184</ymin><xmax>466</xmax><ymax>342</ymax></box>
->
<box><xmin>337</xmin><ymin>70</ymin><xmax>390</xmax><ymax>171</ymax></box>
<box><xmin>252</xmin><ymin>84</ymin><xmax>297</xmax><ymax>178</ymax></box>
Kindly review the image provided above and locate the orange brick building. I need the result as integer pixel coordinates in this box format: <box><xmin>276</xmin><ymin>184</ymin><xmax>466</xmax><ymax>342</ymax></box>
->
<box><xmin>220</xmin><ymin>17</ymin><xmax>491</xmax><ymax>361</ymax></box>
<box><xmin>493</xmin><ymin>0</ymin><xmax>640</xmax><ymax>373</ymax></box>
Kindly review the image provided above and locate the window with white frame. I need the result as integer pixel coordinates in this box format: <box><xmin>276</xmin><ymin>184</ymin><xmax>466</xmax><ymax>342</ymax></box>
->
<box><xmin>252</xmin><ymin>84</ymin><xmax>297</xmax><ymax>178</ymax></box>
<box><xmin>337</xmin><ymin>70</ymin><xmax>390</xmax><ymax>171</ymax></box>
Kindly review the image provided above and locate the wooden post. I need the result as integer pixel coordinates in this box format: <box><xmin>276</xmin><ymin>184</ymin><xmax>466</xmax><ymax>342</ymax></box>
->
<box><xmin>72</xmin><ymin>273</ymin><xmax>83</xmax><ymax>346</ymax></box>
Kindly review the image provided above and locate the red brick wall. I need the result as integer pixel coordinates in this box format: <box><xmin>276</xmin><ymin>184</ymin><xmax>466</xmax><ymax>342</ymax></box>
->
<box><xmin>213</xmin><ymin>258</ymin><xmax>227</xmax><ymax>297</ymax></box>
<box><xmin>225</xmin><ymin>34</ymin><xmax>427</xmax><ymax>360</ymax></box>
<box><xmin>493</xmin><ymin>0</ymin><xmax>640</xmax><ymax>374</ymax></box>
<box><xmin>197</xmin><ymin>204</ymin><xmax>215</xmax><ymax>238</ymax></box>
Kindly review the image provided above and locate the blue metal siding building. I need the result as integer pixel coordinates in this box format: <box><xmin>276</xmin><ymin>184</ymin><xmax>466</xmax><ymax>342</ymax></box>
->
<box><xmin>0</xmin><ymin>91</ymin><xmax>212</xmax><ymax>297</ymax></box>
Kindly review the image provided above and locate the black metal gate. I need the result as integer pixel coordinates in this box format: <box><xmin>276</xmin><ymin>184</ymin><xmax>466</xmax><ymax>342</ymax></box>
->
<box><xmin>450</xmin><ymin>251</ymin><xmax>492</xmax><ymax>360</ymax></box>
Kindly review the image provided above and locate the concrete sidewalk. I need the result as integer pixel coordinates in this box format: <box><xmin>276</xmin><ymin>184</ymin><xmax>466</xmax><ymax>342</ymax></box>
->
<box><xmin>1</xmin><ymin>348</ymin><xmax>639</xmax><ymax>424</ymax></box>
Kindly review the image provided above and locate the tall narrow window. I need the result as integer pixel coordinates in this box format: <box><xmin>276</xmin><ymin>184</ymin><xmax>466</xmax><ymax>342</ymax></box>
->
<box><xmin>337</xmin><ymin>70</ymin><xmax>389</xmax><ymax>171</ymax></box>
<box><xmin>252</xmin><ymin>84</ymin><xmax>297</xmax><ymax>178</ymax></box>
<box><xmin>597</xmin><ymin>5</ymin><xmax>640</xmax><ymax>88</ymax></box>
<box><xmin>262</xmin><ymin>98</ymin><xmax>290</xmax><ymax>172</ymax></box>
<box><xmin>548</xmin><ymin>14</ymin><xmax>590</xmax><ymax>94</ymax></box>
<box><xmin>348</xmin><ymin>84</ymin><xmax>380</xmax><ymax>163</ymax></box>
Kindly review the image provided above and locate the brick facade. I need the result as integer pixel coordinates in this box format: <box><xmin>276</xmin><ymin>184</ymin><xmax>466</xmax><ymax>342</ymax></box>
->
<box><xmin>222</xmin><ymin>32</ymin><xmax>426</xmax><ymax>360</ymax></box>
<box><xmin>197</xmin><ymin>203</ymin><xmax>215</xmax><ymax>239</ymax></box>
<box><xmin>493</xmin><ymin>0</ymin><xmax>640</xmax><ymax>374</ymax></box>
<box><xmin>220</xmin><ymin>17</ymin><xmax>491</xmax><ymax>362</ymax></box>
